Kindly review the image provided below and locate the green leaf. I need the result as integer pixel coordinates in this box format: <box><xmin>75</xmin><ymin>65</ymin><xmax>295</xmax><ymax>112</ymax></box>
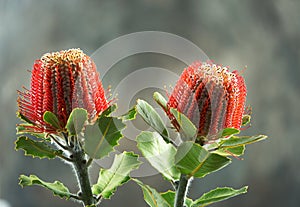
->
<box><xmin>15</xmin><ymin>136</ymin><xmax>62</xmax><ymax>159</ymax></box>
<box><xmin>153</xmin><ymin>92</ymin><xmax>167</xmax><ymax>110</ymax></box>
<box><xmin>215</xmin><ymin>146</ymin><xmax>245</xmax><ymax>157</ymax></box>
<box><xmin>84</xmin><ymin>115</ymin><xmax>126</xmax><ymax>159</ymax></box>
<box><xmin>121</xmin><ymin>106</ymin><xmax>137</xmax><ymax>121</ymax></box>
<box><xmin>136</xmin><ymin>99</ymin><xmax>169</xmax><ymax>142</ymax></box>
<box><xmin>17</xmin><ymin>112</ymin><xmax>35</xmax><ymax>125</ymax></box>
<box><xmin>161</xmin><ymin>191</ymin><xmax>193</xmax><ymax>207</ymax></box>
<box><xmin>101</xmin><ymin>104</ymin><xmax>117</xmax><ymax>117</ymax></box>
<box><xmin>16</xmin><ymin>124</ymin><xmax>47</xmax><ymax>138</ymax></box>
<box><xmin>66</xmin><ymin>108</ymin><xmax>88</xmax><ymax>135</ymax></box>
<box><xmin>206</xmin><ymin>135</ymin><xmax>267</xmax><ymax>157</ymax></box>
<box><xmin>220</xmin><ymin>135</ymin><xmax>268</xmax><ymax>148</ymax></box>
<box><xmin>17</xmin><ymin>113</ymin><xmax>48</xmax><ymax>138</ymax></box>
<box><xmin>242</xmin><ymin>115</ymin><xmax>251</xmax><ymax>126</ymax></box>
<box><xmin>43</xmin><ymin>111</ymin><xmax>62</xmax><ymax>130</ymax></box>
<box><xmin>175</xmin><ymin>142</ymin><xmax>231</xmax><ymax>178</ymax></box>
<box><xmin>170</xmin><ymin>108</ymin><xmax>197</xmax><ymax>141</ymax></box>
<box><xmin>19</xmin><ymin>174</ymin><xmax>71</xmax><ymax>199</ymax></box>
<box><xmin>192</xmin><ymin>186</ymin><xmax>248</xmax><ymax>207</ymax></box>
<box><xmin>134</xmin><ymin>179</ymin><xmax>171</xmax><ymax>207</ymax></box>
<box><xmin>92</xmin><ymin>152</ymin><xmax>141</xmax><ymax>199</ymax></box>
<box><xmin>136</xmin><ymin>131</ymin><xmax>180</xmax><ymax>181</ymax></box>
<box><xmin>221</xmin><ymin>128</ymin><xmax>240</xmax><ymax>137</ymax></box>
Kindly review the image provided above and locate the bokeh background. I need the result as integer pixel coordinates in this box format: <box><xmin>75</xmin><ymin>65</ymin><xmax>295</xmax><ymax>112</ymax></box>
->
<box><xmin>1</xmin><ymin>0</ymin><xmax>300</xmax><ymax>206</ymax></box>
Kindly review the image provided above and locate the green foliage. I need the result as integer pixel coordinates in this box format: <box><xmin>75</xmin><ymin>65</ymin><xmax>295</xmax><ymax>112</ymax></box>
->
<box><xmin>136</xmin><ymin>131</ymin><xmax>180</xmax><ymax>181</ymax></box>
<box><xmin>175</xmin><ymin>142</ymin><xmax>231</xmax><ymax>178</ymax></box>
<box><xmin>219</xmin><ymin>135</ymin><xmax>267</xmax><ymax>147</ymax></box>
<box><xmin>191</xmin><ymin>186</ymin><xmax>248</xmax><ymax>207</ymax></box>
<box><xmin>101</xmin><ymin>104</ymin><xmax>117</xmax><ymax>117</ymax></box>
<box><xmin>15</xmin><ymin>86</ymin><xmax>267</xmax><ymax>207</ymax></box>
<box><xmin>205</xmin><ymin>134</ymin><xmax>267</xmax><ymax>157</ymax></box>
<box><xmin>135</xmin><ymin>179</ymin><xmax>171</xmax><ymax>207</ymax></box>
<box><xmin>17</xmin><ymin>112</ymin><xmax>35</xmax><ymax>125</ymax></box>
<box><xmin>92</xmin><ymin>152</ymin><xmax>141</xmax><ymax>199</ymax></box>
<box><xmin>136</xmin><ymin>99</ymin><xmax>169</xmax><ymax>142</ymax></box>
<box><xmin>161</xmin><ymin>191</ymin><xmax>193</xmax><ymax>207</ymax></box>
<box><xmin>134</xmin><ymin>97</ymin><xmax>267</xmax><ymax>207</ymax></box>
<box><xmin>170</xmin><ymin>108</ymin><xmax>197</xmax><ymax>141</ymax></box>
<box><xmin>19</xmin><ymin>174</ymin><xmax>71</xmax><ymax>199</ymax></box>
<box><xmin>221</xmin><ymin>128</ymin><xmax>240</xmax><ymax>137</ymax></box>
<box><xmin>16</xmin><ymin>124</ymin><xmax>47</xmax><ymax>138</ymax></box>
<box><xmin>43</xmin><ymin>111</ymin><xmax>62</xmax><ymax>130</ymax></box>
<box><xmin>15</xmin><ymin>136</ymin><xmax>62</xmax><ymax>159</ymax></box>
<box><xmin>242</xmin><ymin>115</ymin><xmax>251</xmax><ymax>126</ymax></box>
<box><xmin>153</xmin><ymin>92</ymin><xmax>167</xmax><ymax>110</ymax></box>
<box><xmin>84</xmin><ymin>113</ymin><xmax>126</xmax><ymax>159</ymax></box>
<box><xmin>121</xmin><ymin>106</ymin><xmax>137</xmax><ymax>121</ymax></box>
<box><xmin>215</xmin><ymin>145</ymin><xmax>245</xmax><ymax>157</ymax></box>
<box><xmin>66</xmin><ymin>108</ymin><xmax>88</xmax><ymax>135</ymax></box>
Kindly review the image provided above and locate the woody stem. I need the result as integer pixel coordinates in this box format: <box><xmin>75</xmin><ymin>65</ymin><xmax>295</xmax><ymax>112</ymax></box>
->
<box><xmin>72</xmin><ymin>146</ymin><xmax>95</xmax><ymax>206</ymax></box>
<box><xmin>174</xmin><ymin>174</ymin><xmax>190</xmax><ymax>207</ymax></box>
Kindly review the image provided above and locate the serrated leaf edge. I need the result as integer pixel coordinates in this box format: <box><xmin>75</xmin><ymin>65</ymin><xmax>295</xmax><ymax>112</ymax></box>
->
<box><xmin>15</xmin><ymin>136</ymin><xmax>61</xmax><ymax>159</ymax></box>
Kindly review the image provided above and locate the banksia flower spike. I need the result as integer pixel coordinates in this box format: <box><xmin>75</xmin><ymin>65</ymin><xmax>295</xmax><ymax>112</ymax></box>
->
<box><xmin>167</xmin><ymin>61</ymin><xmax>247</xmax><ymax>141</ymax></box>
<box><xmin>17</xmin><ymin>48</ymin><xmax>109</xmax><ymax>133</ymax></box>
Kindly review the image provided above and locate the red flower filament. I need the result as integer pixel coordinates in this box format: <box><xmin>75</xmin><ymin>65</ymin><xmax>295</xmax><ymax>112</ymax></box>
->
<box><xmin>167</xmin><ymin>61</ymin><xmax>247</xmax><ymax>140</ymax></box>
<box><xmin>18</xmin><ymin>49</ymin><xmax>109</xmax><ymax>133</ymax></box>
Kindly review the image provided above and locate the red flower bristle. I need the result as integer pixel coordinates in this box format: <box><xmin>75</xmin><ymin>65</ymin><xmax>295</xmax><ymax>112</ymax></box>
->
<box><xmin>17</xmin><ymin>48</ymin><xmax>109</xmax><ymax>133</ymax></box>
<box><xmin>166</xmin><ymin>61</ymin><xmax>247</xmax><ymax>142</ymax></box>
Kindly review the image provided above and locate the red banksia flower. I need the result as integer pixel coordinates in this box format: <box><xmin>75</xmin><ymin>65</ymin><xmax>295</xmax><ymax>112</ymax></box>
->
<box><xmin>167</xmin><ymin>61</ymin><xmax>247</xmax><ymax>140</ymax></box>
<box><xmin>18</xmin><ymin>48</ymin><xmax>109</xmax><ymax>133</ymax></box>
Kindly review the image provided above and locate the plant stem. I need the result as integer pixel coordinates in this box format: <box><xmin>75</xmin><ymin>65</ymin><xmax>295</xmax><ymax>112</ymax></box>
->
<box><xmin>174</xmin><ymin>174</ymin><xmax>190</xmax><ymax>207</ymax></box>
<box><xmin>72</xmin><ymin>149</ymin><xmax>95</xmax><ymax>206</ymax></box>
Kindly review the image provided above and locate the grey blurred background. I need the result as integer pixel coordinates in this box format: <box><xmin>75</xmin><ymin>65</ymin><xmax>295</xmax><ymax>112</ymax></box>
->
<box><xmin>1</xmin><ymin>0</ymin><xmax>300</xmax><ymax>206</ymax></box>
